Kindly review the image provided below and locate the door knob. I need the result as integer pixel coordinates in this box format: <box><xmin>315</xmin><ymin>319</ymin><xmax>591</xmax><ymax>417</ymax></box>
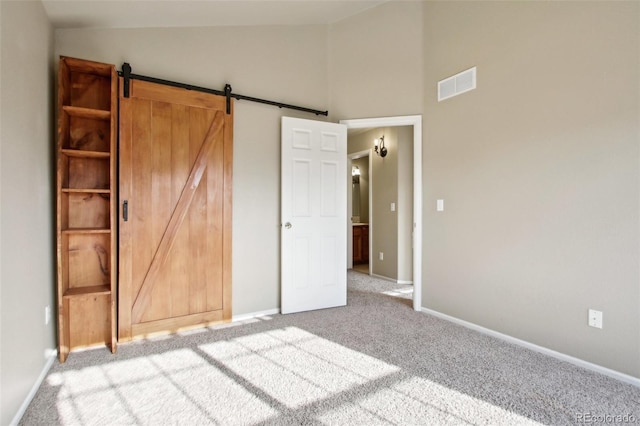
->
<box><xmin>284</xmin><ymin>222</ymin><xmax>292</xmax><ymax>229</ymax></box>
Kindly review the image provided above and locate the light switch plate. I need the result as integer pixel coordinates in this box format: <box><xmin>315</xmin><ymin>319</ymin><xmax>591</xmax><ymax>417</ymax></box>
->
<box><xmin>437</xmin><ymin>199</ymin><xmax>444</xmax><ymax>212</ymax></box>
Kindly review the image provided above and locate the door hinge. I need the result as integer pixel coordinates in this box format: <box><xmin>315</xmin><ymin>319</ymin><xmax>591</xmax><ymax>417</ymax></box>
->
<box><xmin>123</xmin><ymin>200</ymin><xmax>128</xmax><ymax>222</ymax></box>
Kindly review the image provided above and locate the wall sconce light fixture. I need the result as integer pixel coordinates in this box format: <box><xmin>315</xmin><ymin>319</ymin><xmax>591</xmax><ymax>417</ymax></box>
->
<box><xmin>352</xmin><ymin>165</ymin><xmax>360</xmax><ymax>184</ymax></box>
<box><xmin>374</xmin><ymin>136</ymin><xmax>388</xmax><ymax>157</ymax></box>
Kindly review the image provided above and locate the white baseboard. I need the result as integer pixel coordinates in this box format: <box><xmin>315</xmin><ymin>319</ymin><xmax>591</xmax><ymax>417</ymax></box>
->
<box><xmin>371</xmin><ymin>273</ymin><xmax>396</xmax><ymax>283</ymax></box>
<box><xmin>421</xmin><ymin>307</ymin><xmax>640</xmax><ymax>388</ymax></box>
<box><xmin>11</xmin><ymin>349</ymin><xmax>57</xmax><ymax>426</ymax></box>
<box><xmin>232</xmin><ymin>308</ymin><xmax>280</xmax><ymax>322</ymax></box>
<box><xmin>371</xmin><ymin>274</ymin><xmax>413</xmax><ymax>285</ymax></box>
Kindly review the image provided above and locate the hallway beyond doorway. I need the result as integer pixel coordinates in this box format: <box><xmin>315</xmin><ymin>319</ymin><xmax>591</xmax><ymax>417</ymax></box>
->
<box><xmin>353</xmin><ymin>263</ymin><xmax>369</xmax><ymax>274</ymax></box>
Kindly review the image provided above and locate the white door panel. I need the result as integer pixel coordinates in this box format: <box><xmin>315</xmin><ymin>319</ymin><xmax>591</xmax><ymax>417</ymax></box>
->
<box><xmin>281</xmin><ymin>117</ymin><xmax>347</xmax><ymax>314</ymax></box>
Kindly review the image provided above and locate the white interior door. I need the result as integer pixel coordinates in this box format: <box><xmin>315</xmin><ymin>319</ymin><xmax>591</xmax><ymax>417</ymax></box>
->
<box><xmin>281</xmin><ymin>117</ymin><xmax>347</xmax><ymax>314</ymax></box>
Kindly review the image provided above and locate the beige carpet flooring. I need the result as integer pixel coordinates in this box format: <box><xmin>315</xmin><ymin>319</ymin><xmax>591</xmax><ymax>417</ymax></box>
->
<box><xmin>19</xmin><ymin>271</ymin><xmax>640</xmax><ymax>425</ymax></box>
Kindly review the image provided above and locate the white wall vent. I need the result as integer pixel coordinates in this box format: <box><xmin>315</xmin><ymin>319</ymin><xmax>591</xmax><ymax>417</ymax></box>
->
<box><xmin>438</xmin><ymin>67</ymin><xmax>477</xmax><ymax>102</ymax></box>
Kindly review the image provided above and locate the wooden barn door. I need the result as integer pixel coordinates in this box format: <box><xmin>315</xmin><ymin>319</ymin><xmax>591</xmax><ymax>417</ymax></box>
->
<box><xmin>118</xmin><ymin>79</ymin><xmax>232</xmax><ymax>340</ymax></box>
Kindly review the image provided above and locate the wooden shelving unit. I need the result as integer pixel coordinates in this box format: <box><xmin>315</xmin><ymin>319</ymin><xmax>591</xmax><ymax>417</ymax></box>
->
<box><xmin>56</xmin><ymin>56</ymin><xmax>117</xmax><ymax>362</ymax></box>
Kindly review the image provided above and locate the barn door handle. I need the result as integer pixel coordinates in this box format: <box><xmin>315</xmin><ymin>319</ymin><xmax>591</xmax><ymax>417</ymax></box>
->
<box><xmin>123</xmin><ymin>200</ymin><xmax>128</xmax><ymax>222</ymax></box>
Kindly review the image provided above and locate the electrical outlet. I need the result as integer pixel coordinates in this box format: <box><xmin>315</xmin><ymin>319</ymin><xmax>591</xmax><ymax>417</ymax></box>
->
<box><xmin>588</xmin><ymin>309</ymin><xmax>603</xmax><ymax>329</ymax></box>
<box><xmin>379</xmin><ymin>252</ymin><xmax>384</xmax><ymax>261</ymax></box>
<box><xmin>45</xmin><ymin>305</ymin><xmax>51</xmax><ymax>325</ymax></box>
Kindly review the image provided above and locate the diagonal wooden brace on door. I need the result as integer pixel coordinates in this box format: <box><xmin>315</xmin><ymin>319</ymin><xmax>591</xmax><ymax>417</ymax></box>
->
<box><xmin>132</xmin><ymin>111</ymin><xmax>225</xmax><ymax>323</ymax></box>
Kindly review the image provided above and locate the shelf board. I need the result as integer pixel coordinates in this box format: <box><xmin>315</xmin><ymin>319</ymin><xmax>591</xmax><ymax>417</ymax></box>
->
<box><xmin>62</xmin><ymin>188</ymin><xmax>110</xmax><ymax>194</ymax></box>
<box><xmin>63</xmin><ymin>57</ymin><xmax>113</xmax><ymax>78</ymax></box>
<box><xmin>62</xmin><ymin>105</ymin><xmax>111</xmax><ymax>120</ymax></box>
<box><xmin>62</xmin><ymin>228</ymin><xmax>111</xmax><ymax>235</ymax></box>
<box><xmin>63</xmin><ymin>284</ymin><xmax>111</xmax><ymax>299</ymax></box>
<box><xmin>61</xmin><ymin>149</ymin><xmax>110</xmax><ymax>159</ymax></box>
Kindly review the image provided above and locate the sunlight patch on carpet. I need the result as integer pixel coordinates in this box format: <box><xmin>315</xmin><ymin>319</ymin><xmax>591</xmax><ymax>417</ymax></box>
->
<box><xmin>381</xmin><ymin>287</ymin><xmax>413</xmax><ymax>298</ymax></box>
<box><xmin>46</xmin><ymin>327</ymin><xmax>544</xmax><ymax>425</ymax></box>
<box><xmin>47</xmin><ymin>347</ymin><xmax>278</xmax><ymax>424</ymax></box>
<box><xmin>199</xmin><ymin>327</ymin><xmax>400</xmax><ymax>409</ymax></box>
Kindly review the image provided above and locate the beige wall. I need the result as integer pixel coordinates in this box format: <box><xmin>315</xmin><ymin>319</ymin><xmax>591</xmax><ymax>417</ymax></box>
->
<box><xmin>55</xmin><ymin>25</ymin><xmax>330</xmax><ymax>316</ymax></box>
<box><xmin>0</xmin><ymin>1</ymin><xmax>54</xmax><ymax>423</ymax></box>
<box><xmin>397</xmin><ymin>125</ymin><xmax>413</xmax><ymax>283</ymax></box>
<box><xmin>1</xmin><ymin>2</ymin><xmax>3</xmax><ymax>416</ymax></box>
<box><xmin>423</xmin><ymin>1</ymin><xmax>640</xmax><ymax>377</ymax></box>
<box><xmin>328</xmin><ymin>0</ymin><xmax>424</xmax><ymax>121</ymax></box>
<box><xmin>370</xmin><ymin>127</ymin><xmax>399</xmax><ymax>279</ymax></box>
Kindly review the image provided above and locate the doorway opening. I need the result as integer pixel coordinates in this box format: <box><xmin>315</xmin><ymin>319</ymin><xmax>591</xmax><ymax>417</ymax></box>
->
<box><xmin>341</xmin><ymin>116</ymin><xmax>422</xmax><ymax>311</ymax></box>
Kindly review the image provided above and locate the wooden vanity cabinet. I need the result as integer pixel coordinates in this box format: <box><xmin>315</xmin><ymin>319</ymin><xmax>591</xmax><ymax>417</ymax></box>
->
<box><xmin>353</xmin><ymin>225</ymin><xmax>369</xmax><ymax>264</ymax></box>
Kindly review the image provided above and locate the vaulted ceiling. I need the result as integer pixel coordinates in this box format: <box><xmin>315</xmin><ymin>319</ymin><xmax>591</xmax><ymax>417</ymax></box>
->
<box><xmin>41</xmin><ymin>0</ymin><xmax>388</xmax><ymax>29</ymax></box>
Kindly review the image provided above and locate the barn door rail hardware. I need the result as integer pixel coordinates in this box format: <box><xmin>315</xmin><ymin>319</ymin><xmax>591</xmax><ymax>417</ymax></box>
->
<box><xmin>119</xmin><ymin>63</ymin><xmax>328</xmax><ymax>116</ymax></box>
